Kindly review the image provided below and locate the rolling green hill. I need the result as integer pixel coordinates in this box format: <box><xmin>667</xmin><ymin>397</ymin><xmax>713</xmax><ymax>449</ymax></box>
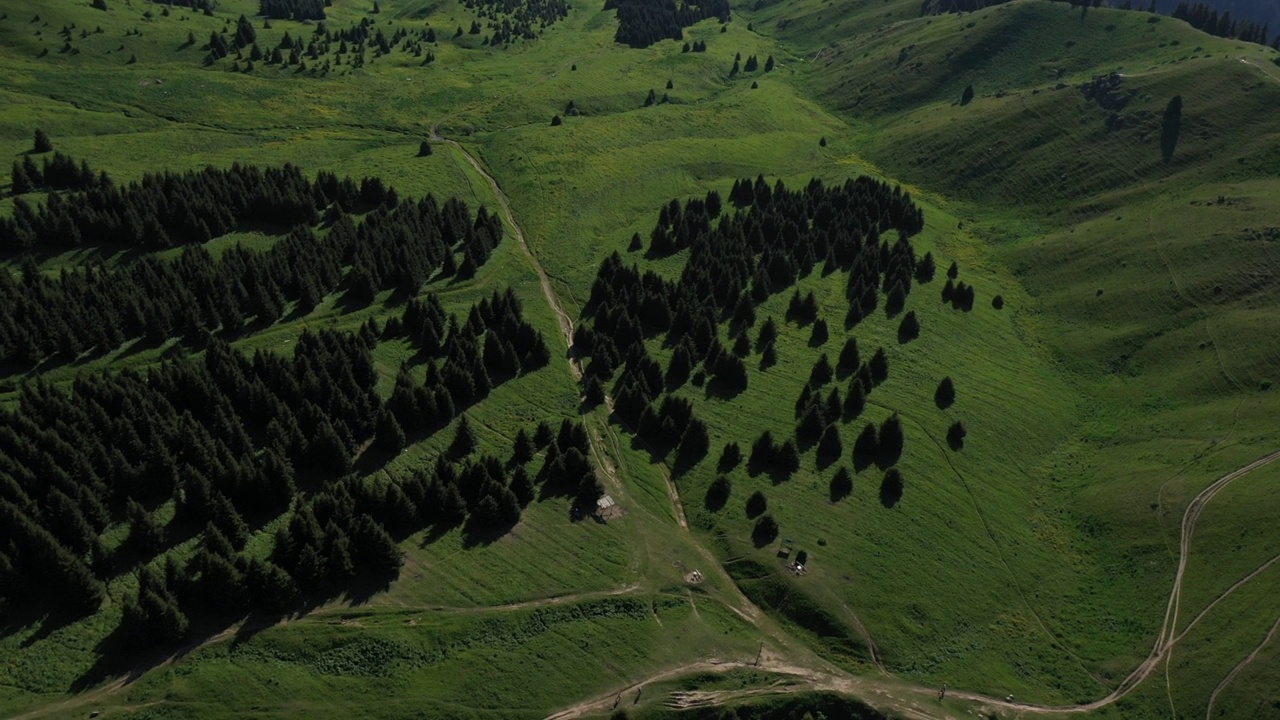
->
<box><xmin>1</xmin><ymin>0</ymin><xmax>1279</xmax><ymax>718</ymax></box>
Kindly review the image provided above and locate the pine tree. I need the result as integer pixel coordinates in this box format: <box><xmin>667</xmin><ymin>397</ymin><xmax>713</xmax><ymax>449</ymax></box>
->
<box><xmin>809</xmin><ymin>354</ymin><xmax>834</xmax><ymax>387</ymax></box>
<box><xmin>761</xmin><ymin>341</ymin><xmax>777</xmax><ymax>368</ymax></box>
<box><xmin>837</xmin><ymin>337</ymin><xmax>860</xmax><ymax>376</ymax></box>
<box><xmin>935</xmin><ymin>376</ymin><xmax>955</xmax><ymax>409</ymax></box>
<box><xmin>810</xmin><ymin>318</ymin><xmax>829</xmax><ymax>345</ymax></box>
<box><xmin>752</xmin><ymin>514</ymin><xmax>779</xmax><ymax>545</ymax></box>
<box><xmin>897</xmin><ymin>310</ymin><xmax>920</xmax><ymax>343</ymax></box>
<box><xmin>127</xmin><ymin>498</ymin><xmax>165</xmax><ymax>557</ymax></box>
<box><xmin>718</xmin><ymin>441</ymin><xmax>741</xmax><ymax>471</ymax></box>
<box><xmin>947</xmin><ymin>421</ymin><xmax>967</xmax><ymax>450</ymax></box>
<box><xmin>776</xmin><ymin>439</ymin><xmax>800</xmax><ymax>477</ymax></box>
<box><xmin>418</xmin><ymin>141</ymin><xmax>433</xmax><ymax>156</ymax></box>
<box><xmin>450</xmin><ymin>415</ymin><xmax>477</xmax><ymax>458</ymax></box>
<box><xmin>915</xmin><ymin>252</ymin><xmax>936</xmax><ymax>283</ymax></box>
<box><xmin>11</xmin><ymin>159</ymin><xmax>32</xmax><ymax>194</ymax></box>
<box><xmin>375</xmin><ymin>408</ymin><xmax>406</xmax><ymax>454</ymax></box>
<box><xmin>33</xmin><ymin>129</ymin><xmax>52</xmax><ymax>153</ymax></box>
<box><xmin>510</xmin><ymin>466</ymin><xmax>535</xmax><ymax>507</ymax></box>
<box><xmin>817</xmin><ymin>424</ymin><xmax>843</xmax><ymax>463</ymax></box>
<box><xmin>853</xmin><ymin>422</ymin><xmax>878</xmax><ymax>467</ymax></box>
<box><xmin>247</xmin><ymin>557</ymin><xmax>298</xmax><ymax>613</ymax></box>
<box><xmin>879</xmin><ymin>467</ymin><xmax>904</xmax><ymax>507</ymax></box>
<box><xmin>869</xmin><ymin>347</ymin><xmax>889</xmax><ymax>386</ymax></box>
<box><xmin>511</xmin><ymin>428</ymin><xmax>536</xmax><ymax>465</ymax></box>
<box><xmin>757</xmin><ymin>316</ymin><xmax>778</xmax><ymax>348</ymax></box>
<box><xmin>706</xmin><ymin>474</ymin><xmax>732</xmax><ymax>510</ymax></box>
<box><xmin>583</xmin><ymin>375</ymin><xmax>605</xmax><ymax>406</ymax></box>
<box><xmin>877</xmin><ymin>413</ymin><xmax>904</xmax><ymax>467</ymax></box>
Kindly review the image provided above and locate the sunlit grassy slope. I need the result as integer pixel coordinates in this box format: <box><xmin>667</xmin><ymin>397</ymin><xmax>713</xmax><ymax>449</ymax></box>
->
<box><xmin>2</xmin><ymin>0</ymin><xmax>1280</xmax><ymax>717</ymax></box>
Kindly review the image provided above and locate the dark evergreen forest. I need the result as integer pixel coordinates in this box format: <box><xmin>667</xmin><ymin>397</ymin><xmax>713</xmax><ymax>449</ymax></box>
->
<box><xmin>0</xmin><ymin>161</ymin><xmax>502</xmax><ymax>367</ymax></box>
<box><xmin>605</xmin><ymin>0</ymin><xmax>731</xmax><ymax>49</ymax></box>
<box><xmin>0</xmin><ymin>280</ymin><xmax>570</xmax><ymax>640</ymax></box>
<box><xmin>921</xmin><ymin>0</ymin><xmax>1273</xmax><ymax>47</ymax></box>
<box><xmin>573</xmin><ymin>176</ymin><xmax>927</xmax><ymax>510</ymax></box>
<box><xmin>0</xmin><ymin>160</ymin><xmax>598</xmax><ymax>643</ymax></box>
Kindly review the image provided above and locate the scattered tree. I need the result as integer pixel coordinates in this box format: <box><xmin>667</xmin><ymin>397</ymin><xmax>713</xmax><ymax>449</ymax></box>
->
<box><xmin>1161</xmin><ymin>94</ymin><xmax>1182</xmax><ymax>164</ymax></box>
<box><xmin>879</xmin><ymin>468</ymin><xmax>904</xmax><ymax>507</ymax></box>
<box><xmin>935</xmin><ymin>377</ymin><xmax>956</xmax><ymax>409</ymax></box>
<box><xmin>752</xmin><ymin>514</ymin><xmax>779</xmax><ymax>546</ymax></box>
<box><xmin>829</xmin><ymin>466</ymin><xmax>853</xmax><ymax>502</ymax></box>
<box><xmin>33</xmin><ymin>129</ymin><xmax>52</xmax><ymax>153</ymax></box>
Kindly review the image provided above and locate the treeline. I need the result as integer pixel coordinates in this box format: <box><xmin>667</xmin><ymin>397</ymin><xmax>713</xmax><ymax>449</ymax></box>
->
<box><xmin>605</xmin><ymin>0</ymin><xmax>731</xmax><ymax>49</ymax></box>
<box><xmin>259</xmin><ymin>0</ymin><xmax>326</xmax><ymax>21</ymax></box>
<box><xmin>574</xmin><ymin>176</ymin><xmax>924</xmax><ymax>485</ymax></box>
<box><xmin>461</xmin><ymin>0</ymin><xmax>572</xmax><ymax>46</ymax></box>
<box><xmin>1</xmin><ymin>162</ymin><xmax>339</xmax><ymax>250</ymax></box>
<box><xmin>920</xmin><ymin>0</ymin><xmax>1272</xmax><ymax>47</ymax></box>
<box><xmin>9</xmin><ymin>152</ymin><xmax>101</xmax><ymax>196</ymax></box>
<box><xmin>154</xmin><ymin>0</ymin><xmax>217</xmax><ymax>13</ymax></box>
<box><xmin>211</xmin><ymin>17</ymin><xmax>441</xmax><ymax>72</ymax></box>
<box><xmin>0</xmin><ymin>283</ymin><xmax>558</xmax><ymax>631</ymax></box>
<box><xmin>0</xmin><ymin>167</ymin><xmax>502</xmax><ymax>367</ymax></box>
<box><xmin>1170</xmin><ymin>1</ymin><xmax>1271</xmax><ymax>44</ymax></box>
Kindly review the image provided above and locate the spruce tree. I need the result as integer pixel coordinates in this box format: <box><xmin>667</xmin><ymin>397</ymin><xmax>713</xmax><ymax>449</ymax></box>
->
<box><xmin>450</xmin><ymin>415</ymin><xmax>476</xmax><ymax>458</ymax></box>
<box><xmin>817</xmin><ymin>424</ymin><xmax>843</xmax><ymax>463</ymax></box>
<box><xmin>853</xmin><ymin>422</ymin><xmax>878</xmax><ymax>467</ymax></box>
<box><xmin>33</xmin><ymin>129</ymin><xmax>52</xmax><ymax>153</ymax></box>
<box><xmin>830</xmin><ymin>466</ymin><xmax>853</xmax><ymax>501</ymax></box>
<box><xmin>869</xmin><ymin>347</ymin><xmax>889</xmax><ymax>386</ymax></box>
<box><xmin>880</xmin><ymin>467</ymin><xmax>904</xmax><ymax>507</ymax></box>
<box><xmin>810</xmin><ymin>318</ymin><xmax>829</xmax><ymax>345</ymax></box>
<box><xmin>718</xmin><ymin>441</ymin><xmax>741</xmax><ymax>471</ymax></box>
<box><xmin>752</xmin><ymin>514</ymin><xmax>779</xmax><ymax>545</ymax></box>
<box><xmin>897</xmin><ymin>310</ymin><xmax>920</xmax><ymax>343</ymax></box>
<box><xmin>843</xmin><ymin>378</ymin><xmax>866</xmax><ymax>420</ymax></box>
<box><xmin>511</xmin><ymin>428</ymin><xmax>536</xmax><ymax>465</ymax></box>
<box><xmin>809</xmin><ymin>353</ymin><xmax>833</xmax><ymax>387</ymax></box>
<box><xmin>375</xmin><ymin>408</ymin><xmax>406</xmax><ymax>454</ymax></box>
<box><xmin>837</xmin><ymin>337</ymin><xmax>860</xmax><ymax>376</ymax></box>
<box><xmin>935</xmin><ymin>377</ymin><xmax>956</xmax><ymax>409</ymax></box>
<box><xmin>877</xmin><ymin>413</ymin><xmax>904</xmax><ymax>467</ymax></box>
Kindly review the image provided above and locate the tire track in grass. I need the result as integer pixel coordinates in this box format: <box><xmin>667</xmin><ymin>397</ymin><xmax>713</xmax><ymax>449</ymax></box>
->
<box><xmin>1205</xmin><ymin>614</ymin><xmax>1280</xmax><ymax>720</ymax></box>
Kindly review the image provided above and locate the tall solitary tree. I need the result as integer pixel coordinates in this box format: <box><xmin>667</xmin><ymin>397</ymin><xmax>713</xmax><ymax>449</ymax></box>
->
<box><xmin>1161</xmin><ymin>95</ymin><xmax>1183</xmax><ymax>164</ymax></box>
<box><xmin>33</xmin><ymin>129</ymin><xmax>52</xmax><ymax>153</ymax></box>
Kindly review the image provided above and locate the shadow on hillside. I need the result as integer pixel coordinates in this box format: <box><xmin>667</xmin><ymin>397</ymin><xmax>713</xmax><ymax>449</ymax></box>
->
<box><xmin>1</xmin><ymin>603</ymin><xmax>84</xmax><ymax>651</ymax></box>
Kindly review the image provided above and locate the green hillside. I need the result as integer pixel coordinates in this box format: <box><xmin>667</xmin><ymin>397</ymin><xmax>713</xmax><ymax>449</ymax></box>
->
<box><xmin>1</xmin><ymin>0</ymin><xmax>1279</xmax><ymax>718</ymax></box>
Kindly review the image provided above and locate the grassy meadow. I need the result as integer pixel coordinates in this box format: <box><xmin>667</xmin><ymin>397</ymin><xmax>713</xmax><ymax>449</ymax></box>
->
<box><xmin>2</xmin><ymin>0</ymin><xmax>1280</xmax><ymax>717</ymax></box>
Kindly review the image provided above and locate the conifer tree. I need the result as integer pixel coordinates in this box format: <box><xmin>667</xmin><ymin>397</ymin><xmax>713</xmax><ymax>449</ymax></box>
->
<box><xmin>877</xmin><ymin>413</ymin><xmax>904</xmax><ymax>467</ymax></box>
<box><xmin>33</xmin><ymin>129</ymin><xmax>52</xmax><ymax>153</ymax></box>
<box><xmin>935</xmin><ymin>376</ymin><xmax>955</xmax><ymax>409</ymax></box>
<box><xmin>869</xmin><ymin>347</ymin><xmax>889</xmax><ymax>386</ymax></box>
<box><xmin>450</xmin><ymin>415</ymin><xmax>476</xmax><ymax>458</ymax></box>
<box><xmin>853</xmin><ymin>422</ymin><xmax>878</xmax><ymax>467</ymax></box>
<box><xmin>511</xmin><ymin>428</ymin><xmax>536</xmax><ymax>465</ymax></box>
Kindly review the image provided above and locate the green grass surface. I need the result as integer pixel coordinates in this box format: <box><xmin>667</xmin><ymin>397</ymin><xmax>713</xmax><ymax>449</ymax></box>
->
<box><xmin>3</xmin><ymin>0</ymin><xmax>1280</xmax><ymax>716</ymax></box>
